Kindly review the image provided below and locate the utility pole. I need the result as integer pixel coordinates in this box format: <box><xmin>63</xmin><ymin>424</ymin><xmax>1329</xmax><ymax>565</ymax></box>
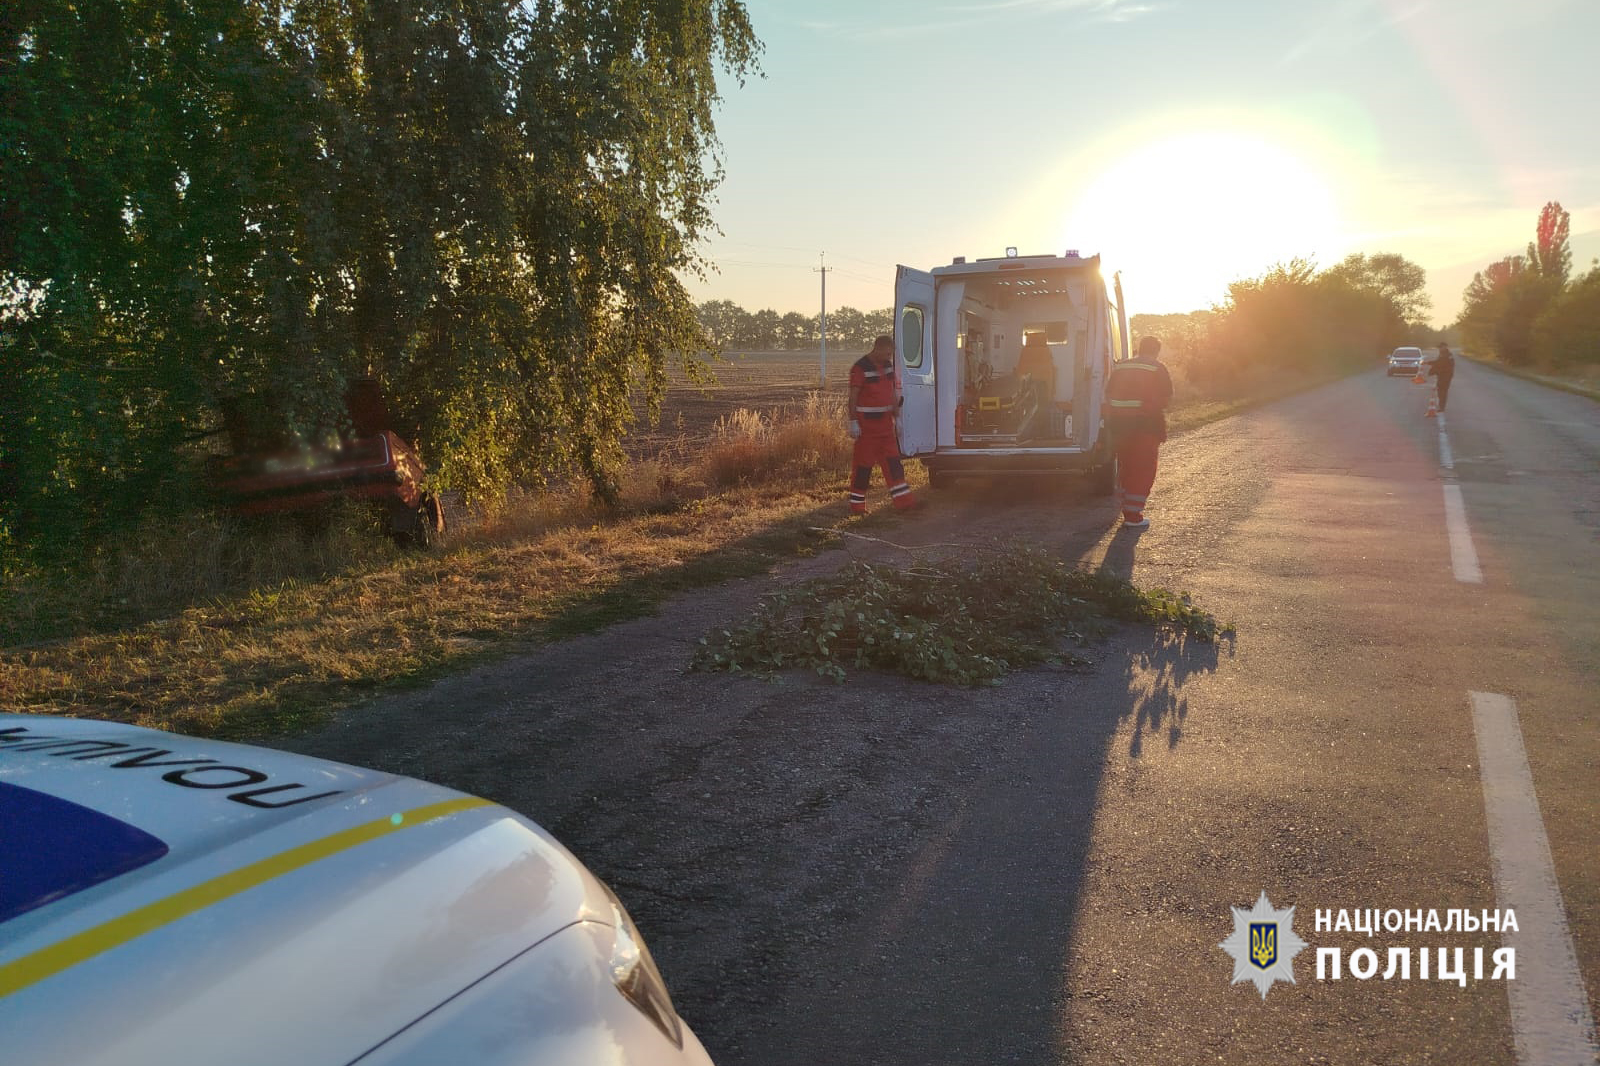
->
<box><xmin>814</xmin><ymin>252</ymin><xmax>830</xmax><ymax>387</ymax></box>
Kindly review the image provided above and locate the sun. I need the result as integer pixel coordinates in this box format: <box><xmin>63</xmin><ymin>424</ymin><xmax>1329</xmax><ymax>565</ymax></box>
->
<box><xmin>1062</xmin><ymin>129</ymin><xmax>1342</xmax><ymax>313</ymax></box>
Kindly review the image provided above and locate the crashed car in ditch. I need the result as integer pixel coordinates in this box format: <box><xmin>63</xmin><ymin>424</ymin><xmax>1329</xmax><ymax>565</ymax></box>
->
<box><xmin>0</xmin><ymin>715</ymin><xmax>712</xmax><ymax>1066</ymax></box>
<box><xmin>208</xmin><ymin>378</ymin><xmax>445</xmax><ymax>547</ymax></box>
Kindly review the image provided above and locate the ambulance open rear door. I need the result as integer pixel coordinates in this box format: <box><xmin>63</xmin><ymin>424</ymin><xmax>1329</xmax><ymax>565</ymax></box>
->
<box><xmin>894</xmin><ymin>265</ymin><xmax>936</xmax><ymax>457</ymax></box>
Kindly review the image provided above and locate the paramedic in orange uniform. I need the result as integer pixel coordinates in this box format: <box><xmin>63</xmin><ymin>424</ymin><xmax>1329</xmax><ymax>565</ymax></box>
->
<box><xmin>1105</xmin><ymin>336</ymin><xmax>1173</xmax><ymax>529</ymax></box>
<box><xmin>847</xmin><ymin>335</ymin><xmax>918</xmax><ymax>515</ymax></box>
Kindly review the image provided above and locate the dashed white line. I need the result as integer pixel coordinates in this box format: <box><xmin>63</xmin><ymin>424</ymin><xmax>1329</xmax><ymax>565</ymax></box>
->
<box><xmin>1469</xmin><ymin>692</ymin><xmax>1600</xmax><ymax>1066</ymax></box>
<box><xmin>1443</xmin><ymin>484</ymin><xmax>1483</xmax><ymax>584</ymax></box>
<box><xmin>1437</xmin><ymin>411</ymin><xmax>1454</xmax><ymax>470</ymax></box>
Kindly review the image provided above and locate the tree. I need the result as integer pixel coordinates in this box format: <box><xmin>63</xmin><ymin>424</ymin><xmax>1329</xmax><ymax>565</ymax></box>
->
<box><xmin>1322</xmin><ymin>252</ymin><xmax>1432</xmax><ymax>325</ymax></box>
<box><xmin>1529</xmin><ymin>201</ymin><xmax>1571</xmax><ymax>284</ymax></box>
<box><xmin>778</xmin><ymin>311</ymin><xmax>813</xmax><ymax>348</ymax></box>
<box><xmin>1457</xmin><ymin>255</ymin><xmax>1559</xmax><ymax>366</ymax></box>
<box><xmin>696</xmin><ymin>300</ymin><xmax>748</xmax><ymax>349</ymax></box>
<box><xmin>1455</xmin><ymin>203</ymin><xmax>1572</xmax><ymax>366</ymax></box>
<box><xmin>1189</xmin><ymin>258</ymin><xmax>1402</xmax><ymax>387</ymax></box>
<box><xmin>1</xmin><ymin>0</ymin><xmax>762</xmax><ymax>550</ymax></box>
<box><xmin>1533</xmin><ymin>265</ymin><xmax>1600</xmax><ymax>367</ymax></box>
<box><xmin>1130</xmin><ymin>311</ymin><xmax>1214</xmax><ymax>360</ymax></box>
<box><xmin>826</xmin><ymin>306</ymin><xmax>866</xmax><ymax>349</ymax></box>
<box><xmin>743</xmin><ymin>308</ymin><xmax>780</xmax><ymax>349</ymax></box>
<box><xmin>862</xmin><ymin>307</ymin><xmax>895</xmax><ymax>343</ymax></box>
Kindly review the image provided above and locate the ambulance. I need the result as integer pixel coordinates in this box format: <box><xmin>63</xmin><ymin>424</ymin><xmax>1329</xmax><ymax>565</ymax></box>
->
<box><xmin>893</xmin><ymin>249</ymin><xmax>1130</xmax><ymax>489</ymax></box>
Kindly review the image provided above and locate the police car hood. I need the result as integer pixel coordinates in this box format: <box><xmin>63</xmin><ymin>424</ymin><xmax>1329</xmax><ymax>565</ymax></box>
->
<box><xmin>0</xmin><ymin>716</ymin><xmax>615</xmax><ymax>1066</ymax></box>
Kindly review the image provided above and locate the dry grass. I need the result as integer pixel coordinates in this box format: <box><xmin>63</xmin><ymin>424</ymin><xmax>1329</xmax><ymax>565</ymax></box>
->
<box><xmin>1461</xmin><ymin>353</ymin><xmax>1600</xmax><ymax>401</ymax></box>
<box><xmin>703</xmin><ymin>393</ymin><xmax>851</xmax><ymax>488</ymax></box>
<box><xmin>1</xmin><ymin>400</ymin><xmax>866</xmax><ymax>738</ymax></box>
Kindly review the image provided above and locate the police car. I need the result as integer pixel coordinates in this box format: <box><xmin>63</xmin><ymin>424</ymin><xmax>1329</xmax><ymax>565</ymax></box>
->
<box><xmin>0</xmin><ymin>715</ymin><xmax>712</xmax><ymax>1066</ymax></box>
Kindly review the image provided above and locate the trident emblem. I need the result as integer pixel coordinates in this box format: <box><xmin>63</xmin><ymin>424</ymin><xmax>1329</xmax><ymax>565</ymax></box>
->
<box><xmin>1250</xmin><ymin>923</ymin><xmax>1277</xmax><ymax>969</ymax></box>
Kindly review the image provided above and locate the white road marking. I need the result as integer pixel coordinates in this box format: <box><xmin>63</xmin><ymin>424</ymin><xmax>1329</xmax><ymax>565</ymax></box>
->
<box><xmin>1469</xmin><ymin>692</ymin><xmax>1600</xmax><ymax>1066</ymax></box>
<box><xmin>1437</xmin><ymin>411</ymin><xmax>1454</xmax><ymax>469</ymax></box>
<box><xmin>1444</xmin><ymin>484</ymin><xmax>1483</xmax><ymax>584</ymax></box>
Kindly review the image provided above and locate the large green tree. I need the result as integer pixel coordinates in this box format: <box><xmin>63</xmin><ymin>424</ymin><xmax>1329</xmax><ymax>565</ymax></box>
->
<box><xmin>1322</xmin><ymin>252</ymin><xmax>1432</xmax><ymax>325</ymax></box>
<box><xmin>1</xmin><ymin>0</ymin><xmax>761</xmax><ymax>550</ymax></box>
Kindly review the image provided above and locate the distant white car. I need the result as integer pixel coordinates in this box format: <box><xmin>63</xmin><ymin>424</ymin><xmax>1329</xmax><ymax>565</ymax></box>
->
<box><xmin>1387</xmin><ymin>346</ymin><xmax>1425</xmax><ymax>376</ymax></box>
<box><xmin>0</xmin><ymin>715</ymin><xmax>712</xmax><ymax>1066</ymax></box>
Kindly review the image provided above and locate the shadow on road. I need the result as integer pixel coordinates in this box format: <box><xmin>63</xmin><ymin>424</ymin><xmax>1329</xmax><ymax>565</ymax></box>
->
<box><xmin>624</xmin><ymin>617</ymin><xmax>1231</xmax><ymax>1065</ymax></box>
<box><xmin>1121</xmin><ymin>626</ymin><xmax>1229</xmax><ymax>758</ymax></box>
<box><xmin>1097</xmin><ymin>521</ymin><xmax>1142</xmax><ymax>579</ymax></box>
<box><xmin>278</xmin><ymin>477</ymin><xmax>1223</xmax><ymax>1066</ymax></box>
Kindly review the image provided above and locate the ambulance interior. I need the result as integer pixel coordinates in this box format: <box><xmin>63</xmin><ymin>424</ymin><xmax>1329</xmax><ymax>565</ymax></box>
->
<box><xmin>955</xmin><ymin>271</ymin><xmax>1095</xmax><ymax>446</ymax></box>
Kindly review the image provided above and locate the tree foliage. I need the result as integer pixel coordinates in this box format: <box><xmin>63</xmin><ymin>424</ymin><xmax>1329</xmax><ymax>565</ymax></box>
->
<box><xmin>1529</xmin><ymin>200</ymin><xmax>1572</xmax><ymax>284</ymax></box>
<box><xmin>1</xmin><ymin>0</ymin><xmax>761</xmax><ymax>552</ymax></box>
<box><xmin>1323</xmin><ymin>252</ymin><xmax>1432</xmax><ymax>325</ymax></box>
<box><xmin>1130</xmin><ymin>310</ymin><xmax>1214</xmax><ymax>360</ymax></box>
<box><xmin>1183</xmin><ymin>256</ymin><xmax>1414</xmax><ymax>387</ymax></box>
<box><xmin>692</xmin><ymin>298</ymin><xmax>891</xmax><ymax>351</ymax></box>
<box><xmin>1532</xmin><ymin>264</ymin><xmax>1600</xmax><ymax>367</ymax></box>
<box><xmin>1457</xmin><ymin>203</ymin><xmax>1571</xmax><ymax>366</ymax></box>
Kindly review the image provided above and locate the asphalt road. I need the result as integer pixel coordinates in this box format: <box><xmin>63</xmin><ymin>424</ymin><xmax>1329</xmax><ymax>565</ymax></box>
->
<box><xmin>276</xmin><ymin>358</ymin><xmax>1599</xmax><ymax>1065</ymax></box>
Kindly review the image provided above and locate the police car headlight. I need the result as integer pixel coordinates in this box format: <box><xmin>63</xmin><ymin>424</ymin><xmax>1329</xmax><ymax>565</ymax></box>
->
<box><xmin>606</xmin><ymin>894</ymin><xmax>684</xmax><ymax>1049</ymax></box>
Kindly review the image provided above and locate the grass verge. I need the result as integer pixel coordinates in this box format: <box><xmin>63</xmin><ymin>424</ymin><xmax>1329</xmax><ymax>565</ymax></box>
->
<box><xmin>2</xmin><ymin>396</ymin><xmax>872</xmax><ymax>739</ymax></box>
<box><xmin>1459</xmin><ymin>354</ymin><xmax>1600</xmax><ymax>402</ymax></box>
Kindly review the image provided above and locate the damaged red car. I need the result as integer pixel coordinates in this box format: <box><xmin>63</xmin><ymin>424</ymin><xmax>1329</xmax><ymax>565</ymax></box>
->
<box><xmin>209</xmin><ymin>379</ymin><xmax>446</xmax><ymax>548</ymax></box>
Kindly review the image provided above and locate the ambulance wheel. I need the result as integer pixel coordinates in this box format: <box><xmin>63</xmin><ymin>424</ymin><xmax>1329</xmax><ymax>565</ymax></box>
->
<box><xmin>1089</xmin><ymin>454</ymin><xmax>1117</xmax><ymax>496</ymax></box>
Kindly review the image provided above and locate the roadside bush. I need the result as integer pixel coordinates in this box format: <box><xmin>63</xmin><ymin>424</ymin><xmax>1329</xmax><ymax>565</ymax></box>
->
<box><xmin>693</xmin><ymin>545</ymin><xmax>1232</xmax><ymax>685</ymax></box>
<box><xmin>1533</xmin><ymin>266</ymin><xmax>1600</xmax><ymax>368</ymax></box>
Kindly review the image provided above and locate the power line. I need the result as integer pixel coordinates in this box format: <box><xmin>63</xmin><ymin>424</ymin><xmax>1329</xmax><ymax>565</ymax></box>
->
<box><xmin>712</xmin><ymin>239</ymin><xmax>895</xmax><ymax>270</ymax></box>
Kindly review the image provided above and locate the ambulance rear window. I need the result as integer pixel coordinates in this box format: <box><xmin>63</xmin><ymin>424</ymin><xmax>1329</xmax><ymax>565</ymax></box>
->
<box><xmin>0</xmin><ymin>781</ymin><xmax>169</xmax><ymax>924</ymax></box>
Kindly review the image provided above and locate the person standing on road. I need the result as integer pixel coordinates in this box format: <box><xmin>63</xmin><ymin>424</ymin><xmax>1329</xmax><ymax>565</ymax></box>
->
<box><xmin>847</xmin><ymin>335</ymin><xmax>918</xmax><ymax>515</ymax></box>
<box><xmin>1429</xmin><ymin>342</ymin><xmax>1456</xmax><ymax>412</ymax></box>
<box><xmin>1106</xmin><ymin>336</ymin><xmax>1174</xmax><ymax>529</ymax></box>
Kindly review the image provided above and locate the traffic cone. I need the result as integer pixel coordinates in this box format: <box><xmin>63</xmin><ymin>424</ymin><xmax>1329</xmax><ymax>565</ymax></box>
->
<box><xmin>1412</xmin><ymin>372</ymin><xmax>1427</xmax><ymax>384</ymax></box>
<box><xmin>1425</xmin><ymin>390</ymin><xmax>1438</xmax><ymax>418</ymax></box>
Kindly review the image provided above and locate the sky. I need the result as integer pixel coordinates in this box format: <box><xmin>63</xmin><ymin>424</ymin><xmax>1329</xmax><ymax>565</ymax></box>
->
<box><xmin>684</xmin><ymin>0</ymin><xmax>1600</xmax><ymax>327</ymax></box>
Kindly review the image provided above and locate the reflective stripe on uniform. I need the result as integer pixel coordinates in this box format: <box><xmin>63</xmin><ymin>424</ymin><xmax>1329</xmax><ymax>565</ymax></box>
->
<box><xmin>1108</xmin><ymin>399</ymin><xmax>1144</xmax><ymax>408</ymax></box>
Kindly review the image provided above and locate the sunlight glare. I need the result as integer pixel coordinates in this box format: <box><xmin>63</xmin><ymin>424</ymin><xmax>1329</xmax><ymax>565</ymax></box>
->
<box><xmin>1063</xmin><ymin>131</ymin><xmax>1342</xmax><ymax>313</ymax></box>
